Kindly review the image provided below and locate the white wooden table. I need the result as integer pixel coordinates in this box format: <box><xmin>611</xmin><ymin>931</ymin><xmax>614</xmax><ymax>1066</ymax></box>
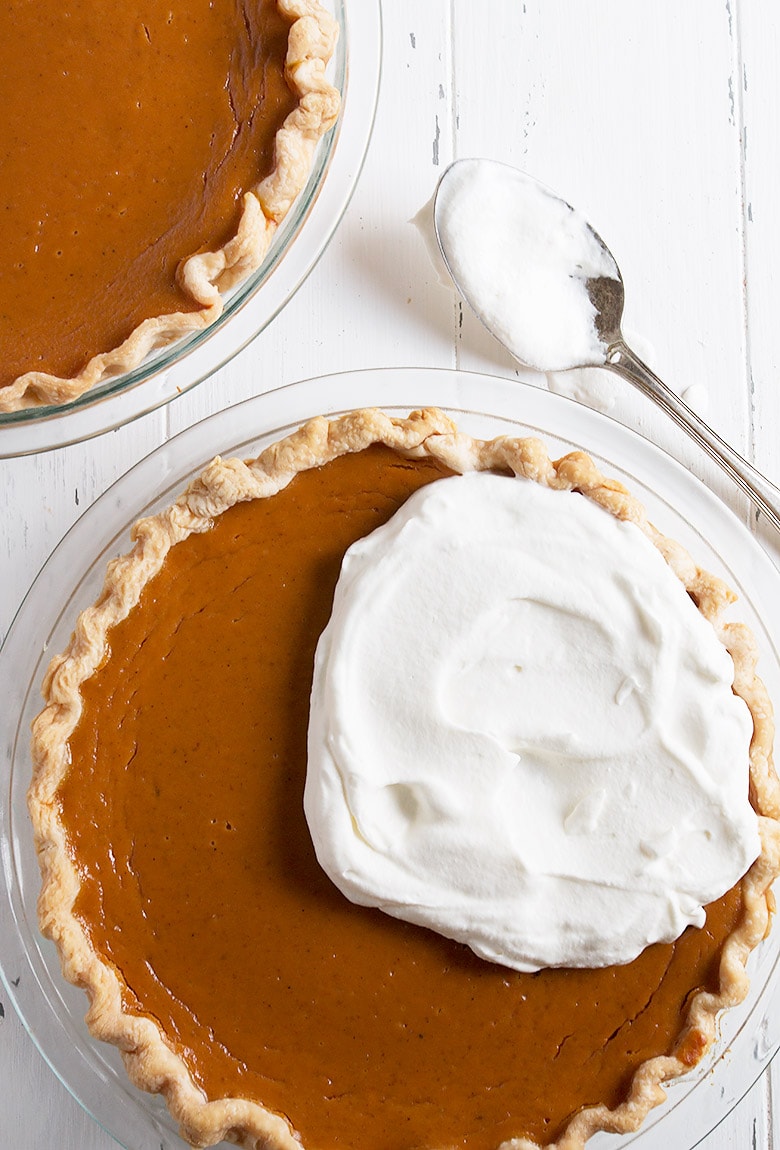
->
<box><xmin>2</xmin><ymin>1</ymin><xmax>780</xmax><ymax>1146</ymax></box>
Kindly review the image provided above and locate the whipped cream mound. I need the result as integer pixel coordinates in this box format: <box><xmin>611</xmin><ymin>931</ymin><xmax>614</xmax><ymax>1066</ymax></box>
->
<box><xmin>305</xmin><ymin>473</ymin><xmax>759</xmax><ymax>971</ymax></box>
<box><xmin>434</xmin><ymin>159</ymin><xmax>621</xmax><ymax>371</ymax></box>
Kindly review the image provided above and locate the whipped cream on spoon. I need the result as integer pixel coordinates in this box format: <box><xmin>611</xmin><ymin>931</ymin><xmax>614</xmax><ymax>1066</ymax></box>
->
<box><xmin>433</xmin><ymin>158</ymin><xmax>780</xmax><ymax>533</ymax></box>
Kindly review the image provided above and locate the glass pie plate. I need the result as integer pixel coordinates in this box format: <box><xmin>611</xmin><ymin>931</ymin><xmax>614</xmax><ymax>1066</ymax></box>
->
<box><xmin>0</xmin><ymin>0</ymin><xmax>381</xmax><ymax>460</ymax></box>
<box><xmin>1</xmin><ymin>367</ymin><xmax>779</xmax><ymax>1149</ymax></box>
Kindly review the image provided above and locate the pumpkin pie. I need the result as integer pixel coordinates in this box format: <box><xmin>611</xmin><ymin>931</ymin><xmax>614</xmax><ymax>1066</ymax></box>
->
<box><xmin>0</xmin><ymin>0</ymin><xmax>339</xmax><ymax>413</ymax></box>
<box><xmin>29</xmin><ymin>408</ymin><xmax>780</xmax><ymax>1149</ymax></box>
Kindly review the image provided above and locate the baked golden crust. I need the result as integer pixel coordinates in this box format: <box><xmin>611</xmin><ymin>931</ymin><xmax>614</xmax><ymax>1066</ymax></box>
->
<box><xmin>1</xmin><ymin>0</ymin><xmax>339</xmax><ymax>415</ymax></box>
<box><xmin>29</xmin><ymin>407</ymin><xmax>780</xmax><ymax>1149</ymax></box>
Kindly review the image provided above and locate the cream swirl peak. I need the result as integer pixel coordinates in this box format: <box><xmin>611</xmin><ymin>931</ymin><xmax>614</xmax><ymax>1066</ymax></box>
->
<box><xmin>305</xmin><ymin>472</ymin><xmax>759</xmax><ymax>971</ymax></box>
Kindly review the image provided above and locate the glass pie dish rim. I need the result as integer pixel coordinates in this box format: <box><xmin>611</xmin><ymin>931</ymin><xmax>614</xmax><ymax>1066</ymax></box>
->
<box><xmin>1</xmin><ymin>366</ymin><xmax>779</xmax><ymax>1149</ymax></box>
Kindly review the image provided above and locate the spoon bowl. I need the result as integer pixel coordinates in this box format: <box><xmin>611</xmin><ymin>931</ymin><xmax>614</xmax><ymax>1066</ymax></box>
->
<box><xmin>433</xmin><ymin>159</ymin><xmax>780</xmax><ymax>534</ymax></box>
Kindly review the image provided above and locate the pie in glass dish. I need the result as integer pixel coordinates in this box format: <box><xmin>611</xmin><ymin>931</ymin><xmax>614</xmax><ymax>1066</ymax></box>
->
<box><xmin>28</xmin><ymin>409</ymin><xmax>780</xmax><ymax>1149</ymax></box>
<box><xmin>0</xmin><ymin>0</ymin><xmax>339</xmax><ymax>413</ymax></box>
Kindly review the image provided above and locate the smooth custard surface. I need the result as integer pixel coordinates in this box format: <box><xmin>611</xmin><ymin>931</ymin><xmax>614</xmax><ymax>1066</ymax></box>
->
<box><xmin>0</xmin><ymin>0</ymin><xmax>296</xmax><ymax>387</ymax></box>
<box><xmin>60</xmin><ymin>447</ymin><xmax>744</xmax><ymax>1150</ymax></box>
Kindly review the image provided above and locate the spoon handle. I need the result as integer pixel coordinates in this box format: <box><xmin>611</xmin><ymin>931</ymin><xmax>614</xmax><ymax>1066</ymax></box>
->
<box><xmin>605</xmin><ymin>340</ymin><xmax>780</xmax><ymax>535</ymax></box>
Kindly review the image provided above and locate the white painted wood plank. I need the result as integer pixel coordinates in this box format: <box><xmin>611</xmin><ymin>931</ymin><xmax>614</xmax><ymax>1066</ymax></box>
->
<box><xmin>736</xmin><ymin>0</ymin><xmax>780</xmax><ymax>575</ymax></box>
<box><xmin>452</xmin><ymin>0</ymin><xmax>752</xmax><ymax>522</ymax></box>
<box><xmin>740</xmin><ymin>0</ymin><xmax>780</xmax><ymax>1139</ymax></box>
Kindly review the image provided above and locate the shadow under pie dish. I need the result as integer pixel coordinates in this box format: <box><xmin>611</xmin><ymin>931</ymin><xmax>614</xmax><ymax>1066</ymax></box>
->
<box><xmin>28</xmin><ymin>407</ymin><xmax>780</xmax><ymax>1150</ymax></box>
<box><xmin>0</xmin><ymin>0</ymin><xmax>339</xmax><ymax>414</ymax></box>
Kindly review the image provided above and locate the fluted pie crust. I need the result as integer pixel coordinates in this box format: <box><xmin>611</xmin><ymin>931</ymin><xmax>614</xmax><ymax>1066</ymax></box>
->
<box><xmin>29</xmin><ymin>408</ymin><xmax>780</xmax><ymax>1149</ymax></box>
<box><xmin>1</xmin><ymin>0</ymin><xmax>339</xmax><ymax>413</ymax></box>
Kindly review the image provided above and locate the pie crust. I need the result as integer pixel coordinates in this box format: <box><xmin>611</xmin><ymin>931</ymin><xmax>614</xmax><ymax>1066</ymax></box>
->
<box><xmin>29</xmin><ymin>408</ymin><xmax>780</xmax><ymax>1149</ymax></box>
<box><xmin>1</xmin><ymin>0</ymin><xmax>339</xmax><ymax>414</ymax></box>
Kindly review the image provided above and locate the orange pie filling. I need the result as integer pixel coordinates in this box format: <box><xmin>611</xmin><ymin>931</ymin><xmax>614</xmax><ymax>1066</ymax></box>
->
<box><xmin>56</xmin><ymin>446</ymin><xmax>754</xmax><ymax>1150</ymax></box>
<box><xmin>1</xmin><ymin>0</ymin><xmax>337</xmax><ymax>408</ymax></box>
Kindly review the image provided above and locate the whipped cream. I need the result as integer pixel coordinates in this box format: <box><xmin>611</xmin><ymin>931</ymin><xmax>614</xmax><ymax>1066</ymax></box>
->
<box><xmin>434</xmin><ymin>159</ymin><xmax>620</xmax><ymax>371</ymax></box>
<box><xmin>305</xmin><ymin>473</ymin><xmax>759</xmax><ymax>971</ymax></box>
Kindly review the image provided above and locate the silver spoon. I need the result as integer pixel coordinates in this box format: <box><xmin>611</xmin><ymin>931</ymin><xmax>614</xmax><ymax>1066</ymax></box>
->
<box><xmin>433</xmin><ymin>158</ymin><xmax>780</xmax><ymax>534</ymax></box>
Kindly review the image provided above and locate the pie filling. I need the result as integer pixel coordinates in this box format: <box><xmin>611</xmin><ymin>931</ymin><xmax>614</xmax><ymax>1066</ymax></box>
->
<box><xmin>59</xmin><ymin>446</ymin><xmax>748</xmax><ymax>1150</ymax></box>
<box><xmin>0</xmin><ymin>0</ymin><xmax>296</xmax><ymax>387</ymax></box>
